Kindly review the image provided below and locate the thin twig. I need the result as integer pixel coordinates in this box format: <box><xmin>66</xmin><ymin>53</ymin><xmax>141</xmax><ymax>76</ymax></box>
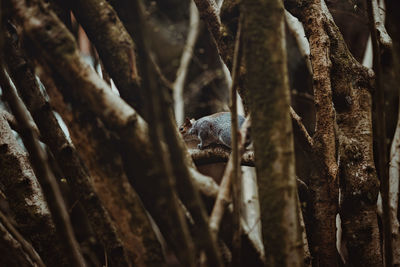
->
<box><xmin>289</xmin><ymin>107</ymin><xmax>314</xmax><ymax>153</ymax></box>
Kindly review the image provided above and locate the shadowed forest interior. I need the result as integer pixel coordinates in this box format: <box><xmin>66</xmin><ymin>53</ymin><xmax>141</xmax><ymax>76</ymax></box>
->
<box><xmin>0</xmin><ymin>0</ymin><xmax>400</xmax><ymax>266</ymax></box>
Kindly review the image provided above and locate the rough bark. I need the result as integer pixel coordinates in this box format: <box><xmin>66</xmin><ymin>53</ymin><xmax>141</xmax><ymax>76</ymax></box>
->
<box><xmin>10</xmin><ymin>0</ymin><xmax>221</xmax><ymax>265</ymax></box>
<box><xmin>295</xmin><ymin>1</ymin><xmax>340</xmax><ymax>266</ymax></box>
<box><xmin>0</xmin><ymin>220</ymin><xmax>39</xmax><ymax>267</ymax></box>
<box><xmin>0</xmin><ymin>112</ymin><xmax>65</xmax><ymax>266</ymax></box>
<box><xmin>385</xmin><ymin>0</ymin><xmax>400</xmax><ymax>264</ymax></box>
<box><xmin>40</xmin><ymin>71</ymin><xmax>165</xmax><ymax>267</ymax></box>
<box><xmin>285</xmin><ymin>1</ymin><xmax>383</xmax><ymax>265</ymax></box>
<box><xmin>131</xmin><ymin>0</ymin><xmax>224</xmax><ymax>264</ymax></box>
<box><xmin>242</xmin><ymin>0</ymin><xmax>303</xmax><ymax>266</ymax></box>
<box><xmin>0</xmin><ymin>209</ymin><xmax>45</xmax><ymax>267</ymax></box>
<box><xmin>0</xmin><ymin>68</ymin><xmax>87</xmax><ymax>267</ymax></box>
<box><xmin>67</xmin><ymin>0</ymin><xmax>143</xmax><ymax>115</ymax></box>
<box><xmin>3</xmin><ymin>28</ymin><xmax>132</xmax><ymax>267</ymax></box>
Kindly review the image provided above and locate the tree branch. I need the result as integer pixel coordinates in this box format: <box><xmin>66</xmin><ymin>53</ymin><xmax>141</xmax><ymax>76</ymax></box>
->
<box><xmin>173</xmin><ymin>1</ymin><xmax>200</xmax><ymax>125</ymax></box>
<box><xmin>0</xmin><ymin>210</ymin><xmax>45</xmax><ymax>267</ymax></box>
<box><xmin>3</xmin><ymin>27</ymin><xmax>132</xmax><ymax>267</ymax></box>
<box><xmin>367</xmin><ymin>0</ymin><xmax>392</xmax><ymax>265</ymax></box>
<box><xmin>209</xmin><ymin>118</ymin><xmax>250</xmax><ymax>235</ymax></box>
<box><xmin>0</xmin><ymin>68</ymin><xmax>86</xmax><ymax>267</ymax></box>
<box><xmin>67</xmin><ymin>0</ymin><xmax>144</xmax><ymax>115</ymax></box>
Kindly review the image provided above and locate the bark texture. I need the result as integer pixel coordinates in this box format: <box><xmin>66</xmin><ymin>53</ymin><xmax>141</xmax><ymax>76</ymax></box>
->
<box><xmin>67</xmin><ymin>0</ymin><xmax>144</xmax><ymax>116</ymax></box>
<box><xmin>0</xmin><ymin>113</ymin><xmax>65</xmax><ymax>266</ymax></box>
<box><xmin>10</xmin><ymin>0</ymin><xmax>219</xmax><ymax>265</ymax></box>
<box><xmin>242</xmin><ymin>0</ymin><xmax>303</xmax><ymax>266</ymax></box>
<box><xmin>3</xmin><ymin>28</ymin><xmax>133</xmax><ymax>267</ymax></box>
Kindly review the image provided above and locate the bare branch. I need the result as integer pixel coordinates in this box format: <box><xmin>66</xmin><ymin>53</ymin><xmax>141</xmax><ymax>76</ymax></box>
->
<box><xmin>285</xmin><ymin>10</ymin><xmax>312</xmax><ymax>74</ymax></box>
<box><xmin>290</xmin><ymin>106</ymin><xmax>314</xmax><ymax>153</ymax></box>
<box><xmin>68</xmin><ymin>0</ymin><xmax>144</xmax><ymax>115</ymax></box>
<box><xmin>372</xmin><ymin>0</ymin><xmax>392</xmax><ymax>50</ymax></box>
<box><xmin>173</xmin><ymin>1</ymin><xmax>200</xmax><ymax>125</ymax></box>
<box><xmin>367</xmin><ymin>0</ymin><xmax>392</xmax><ymax>265</ymax></box>
<box><xmin>193</xmin><ymin>0</ymin><xmax>232</xmax><ymax>67</ymax></box>
<box><xmin>3</xmin><ymin>27</ymin><xmax>132</xmax><ymax>267</ymax></box>
<box><xmin>0</xmin><ymin>68</ymin><xmax>86</xmax><ymax>267</ymax></box>
<box><xmin>190</xmin><ymin>146</ymin><xmax>255</xmax><ymax>166</ymax></box>
<box><xmin>0</xmin><ymin>210</ymin><xmax>45</xmax><ymax>267</ymax></box>
<box><xmin>0</xmin><ymin>110</ymin><xmax>66</xmax><ymax>266</ymax></box>
<box><xmin>229</xmin><ymin>14</ymin><xmax>243</xmax><ymax>265</ymax></box>
<box><xmin>387</xmin><ymin>98</ymin><xmax>400</xmax><ymax>264</ymax></box>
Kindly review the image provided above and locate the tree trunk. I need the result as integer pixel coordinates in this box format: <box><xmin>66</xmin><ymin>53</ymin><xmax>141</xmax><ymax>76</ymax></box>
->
<box><xmin>242</xmin><ymin>0</ymin><xmax>304</xmax><ymax>266</ymax></box>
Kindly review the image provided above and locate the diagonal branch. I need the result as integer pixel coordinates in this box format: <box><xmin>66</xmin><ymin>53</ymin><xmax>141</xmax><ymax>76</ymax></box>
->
<box><xmin>0</xmin><ymin>68</ymin><xmax>86</xmax><ymax>267</ymax></box>
<box><xmin>3</xmin><ymin>26</ymin><xmax>132</xmax><ymax>267</ymax></box>
<box><xmin>0</xmin><ymin>210</ymin><xmax>45</xmax><ymax>267</ymax></box>
<box><xmin>290</xmin><ymin>106</ymin><xmax>314</xmax><ymax>153</ymax></box>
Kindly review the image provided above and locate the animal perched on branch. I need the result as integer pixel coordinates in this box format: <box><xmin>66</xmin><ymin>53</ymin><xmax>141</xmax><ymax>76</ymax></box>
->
<box><xmin>179</xmin><ymin>112</ymin><xmax>245</xmax><ymax>149</ymax></box>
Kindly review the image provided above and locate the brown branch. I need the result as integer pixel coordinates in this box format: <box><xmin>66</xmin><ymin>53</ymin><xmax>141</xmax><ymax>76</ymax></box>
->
<box><xmin>173</xmin><ymin>1</ymin><xmax>200</xmax><ymax>125</ymax></box>
<box><xmin>229</xmin><ymin>14</ymin><xmax>243</xmax><ymax>266</ymax></box>
<box><xmin>67</xmin><ymin>0</ymin><xmax>143</xmax><ymax>115</ymax></box>
<box><xmin>3</xmin><ymin>28</ymin><xmax>132</xmax><ymax>267</ymax></box>
<box><xmin>138</xmin><ymin>9</ymin><xmax>224</xmax><ymax>267</ymax></box>
<box><xmin>9</xmin><ymin>0</ymin><xmax>224</xmax><ymax>265</ymax></box>
<box><xmin>286</xmin><ymin>0</ymin><xmax>383</xmax><ymax>265</ymax></box>
<box><xmin>242</xmin><ymin>0</ymin><xmax>304</xmax><ymax>265</ymax></box>
<box><xmin>131</xmin><ymin>2</ymin><xmax>198</xmax><ymax>267</ymax></box>
<box><xmin>190</xmin><ymin>147</ymin><xmax>255</xmax><ymax>166</ymax></box>
<box><xmin>0</xmin><ymin>221</ymin><xmax>37</xmax><ymax>267</ymax></box>
<box><xmin>193</xmin><ymin>0</ymin><xmax>233</xmax><ymax>68</ymax></box>
<box><xmin>367</xmin><ymin>0</ymin><xmax>392</xmax><ymax>265</ymax></box>
<box><xmin>0</xmin><ymin>68</ymin><xmax>86</xmax><ymax>267</ymax></box>
<box><xmin>0</xmin><ymin>111</ymin><xmax>66</xmax><ymax>266</ymax></box>
<box><xmin>290</xmin><ymin>106</ymin><xmax>314</xmax><ymax>153</ymax></box>
<box><xmin>0</xmin><ymin>210</ymin><xmax>45</xmax><ymax>267</ymax></box>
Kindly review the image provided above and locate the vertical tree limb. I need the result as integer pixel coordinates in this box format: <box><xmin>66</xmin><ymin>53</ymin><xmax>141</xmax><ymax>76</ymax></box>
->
<box><xmin>366</xmin><ymin>0</ymin><xmax>392</xmax><ymax>265</ymax></box>
<box><xmin>173</xmin><ymin>1</ymin><xmax>200</xmax><ymax>125</ymax></box>
<box><xmin>385</xmin><ymin>1</ymin><xmax>400</xmax><ymax>264</ymax></box>
<box><xmin>242</xmin><ymin>0</ymin><xmax>304</xmax><ymax>266</ymax></box>
<box><xmin>129</xmin><ymin>2</ymin><xmax>198</xmax><ymax>266</ymax></box>
<box><xmin>229</xmin><ymin>14</ymin><xmax>243</xmax><ymax>266</ymax></box>
<box><xmin>9</xmin><ymin>0</ymin><xmax>219</xmax><ymax>265</ymax></box>
<box><xmin>129</xmin><ymin>1</ymin><xmax>224</xmax><ymax>265</ymax></box>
